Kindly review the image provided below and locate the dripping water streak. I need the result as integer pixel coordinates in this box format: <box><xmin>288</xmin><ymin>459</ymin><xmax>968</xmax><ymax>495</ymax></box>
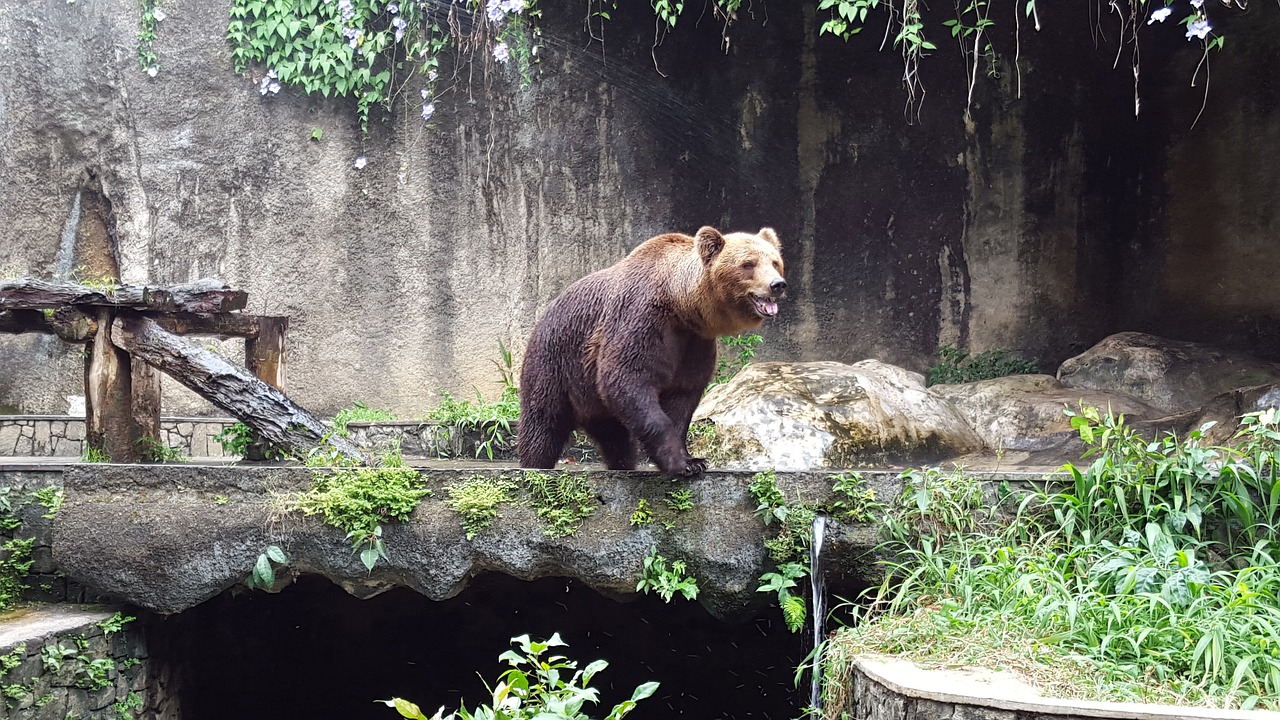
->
<box><xmin>54</xmin><ymin>190</ymin><xmax>83</xmax><ymax>279</ymax></box>
<box><xmin>808</xmin><ymin>514</ymin><xmax>827</xmax><ymax>719</ymax></box>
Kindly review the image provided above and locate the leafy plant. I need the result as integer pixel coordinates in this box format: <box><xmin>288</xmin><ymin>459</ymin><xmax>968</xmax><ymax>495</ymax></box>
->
<box><xmin>0</xmin><ymin>644</ymin><xmax>24</xmax><ymax>675</ymax></box>
<box><xmin>926</xmin><ymin>344</ymin><xmax>1038</xmax><ymax>386</ymax></box>
<box><xmin>97</xmin><ymin>612</ymin><xmax>135</xmax><ymax>636</ymax></box>
<box><xmin>246</xmin><ymin>545</ymin><xmax>288</xmax><ymax>590</ymax></box>
<box><xmin>384</xmin><ymin>633</ymin><xmax>658</xmax><ymax>720</ymax></box>
<box><xmin>40</xmin><ymin>643</ymin><xmax>77</xmax><ymax>673</ymax></box>
<box><xmin>332</xmin><ymin>401</ymin><xmax>396</xmax><ymax>437</ymax></box>
<box><xmin>0</xmin><ymin>537</ymin><xmax>34</xmax><ymax>611</ymax></box>
<box><xmin>629</xmin><ymin>499</ymin><xmax>654</xmax><ymax>527</ymax></box>
<box><xmin>665</xmin><ymin>489</ymin><xmax>694</xmax><ymax>513</ymax></box>
<box><xmin>31</xmin><ymin>485</ymin><xmax>63</xmax><ymax>519</ymax></box>
<box><xmin>292</xmin><ymin>467</ymin><xmax>431</xmax><ymax>570</ymax></box>
<box><xmin>213</xmin><ymin>422</ymin><xmax>256</xmax><ymax>458</ymax></box>
<box><xmin>444</xmin><ymin>476</ymin><xmax>517</xmax><ymax>539</ymax></box>
<box><xmin>78</xmin><ymin>657</ymin><xmax>114</xmax><ymax>691</ymax></box>
<box><xmin>522</xmin><ymin>470</ymin><xmax>595</xmax><ymax>538</ymax></box>
<box><xmin>758</xmin><ymin>562</ymin><xmax>808</xmax><ymax>633</ymax></box>
<box><xmin>636</xmin><ymin>548</ymin><xmax>699</xmax><ymax>602</ymax></box>
<box><xmin>829</xmin><ymin>472</ymin><xmax>879</xmax><ymax>523</ymax></box>
<box><xmin>138</xmin><ymin>435</ymin><xmax>187</xmax><ymax>463</ymax></box>
<box><xmin>428</xmin><ymin>386</ymin><xmax>521</xmax><ymax>460</ymax></box>
<box><xmin>712</xmin><ymin>334</ymin><xmax>763</xmax><ymax>385</ymax></box>
<box><xmin>114</xmin><ymin>691</ymin><xmax>144</xmax><ymax>720</ymax></box>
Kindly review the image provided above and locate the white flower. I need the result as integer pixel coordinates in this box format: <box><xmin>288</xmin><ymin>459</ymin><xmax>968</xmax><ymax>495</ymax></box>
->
<box><xmin>421</xmin><ymin>102</ymin><xmax>435</xmax><ymax>120</ymax></box>
<box><xmin>1147</xmin><ymin>6</ymin><xmax>1172</xmax><ymax>23</ymax></box>
<box><xmin>1190</xmin><ymin>0</ymin><xmax>1204</xmax><ymax>7</ymax></box>
<box><xmin>428</xmin><ymin>70</ymin><xmax>438</xmax><ymax>81</ymax></box>
<box><xmin>354</xmin><ymin>156</ymin><xmax>368</xmax><ymax>170</ymax></box>
<box><xmin>268</xmin><ymin>81</ymin><xmax>281</xmax><ymax>95</ymax></box>
<box><xmin>502</xmin><ymin>0</ymin><xmax>525</xmax><ymax>14</ymax></box>
<box><xmin>420</xmin><ymin>87</ymin><xmax>430</xmax><ymax>99</ymax></box>
<box><xmin>493</xmin><ymin>41</ymin><xmax>510</xmax><ymax>64</ymax></box>
<box><xmin>146</xmin><ymin>65</ymin><xmax>159</xmax><ymax>77</ymax></box>
<box><xmin>388</xmin><ymin>2</ymin><xmax>399</xmax><ymax>12</ymax></box>
<box><xmin>152</xmin><ymin>7</ymin><xmax>166</xmax><ymax>21</ymax></box>
<box><xmin>1186</xmin><ymin>16</ymin><xmax>1212</xmax><ymax>40</ymax></box>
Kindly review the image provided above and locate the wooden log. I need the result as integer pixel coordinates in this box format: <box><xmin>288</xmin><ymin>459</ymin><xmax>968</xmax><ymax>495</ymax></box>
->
<box><xmin>0</xmin><ymin>308</ymin><xmax>97</xmax><ymax>341</ymax></box>
<box><xmin>0</xmin><ymin>278</ymin><xmax>248</xmax><ymax>313</ymax></box>
<box><xmin>0</xmin><ymin>309</ymin><xmax>270</xmax><ymax>341</ymax></box>
<box><xmin>84</xmin><ymin>309</ymin><xmax>140</xmax><ymax>462</ymax></box>
<box><xmin>110</xmin><ymin>314</ymin><xmax>364</xmax><ymax>464</ymax></box>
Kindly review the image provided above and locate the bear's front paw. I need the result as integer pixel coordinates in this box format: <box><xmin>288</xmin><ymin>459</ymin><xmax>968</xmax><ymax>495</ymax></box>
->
<box><xmin>656</xmin><ymin>451</ymin><xmax>705</xmax><ymax>478</ymax></box>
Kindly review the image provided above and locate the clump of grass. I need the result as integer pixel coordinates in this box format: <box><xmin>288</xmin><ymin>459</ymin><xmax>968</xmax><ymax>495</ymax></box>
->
<box><xmin>331</xmin><ymin>401</ymin><xmax>396</xmax><ymax>437</ymax></box>
<box><xmin>829</xmin><ymin>406</ymin><xmax>1280</xmax><ymax>712</ymax></box>
<box><xmin>291</xmin><ymin>467</ymin><xmax>431</xmax><ymax>570</ymax></box>
<box><xmin>444</xmin><ymin>476</ymin><xmax>518</xmax><ymax>540</ymax></box>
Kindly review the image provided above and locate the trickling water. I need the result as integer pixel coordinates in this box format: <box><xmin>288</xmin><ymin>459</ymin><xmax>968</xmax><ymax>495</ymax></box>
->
<box><xmin>53</xmin><ymin>189</ymin><xmax>83</xmax><ymax>279</ymax></box>
<box><xmin>809</xmin><ymin>514</ymin><xmax>828</xmax><ymax>719</ymax></box>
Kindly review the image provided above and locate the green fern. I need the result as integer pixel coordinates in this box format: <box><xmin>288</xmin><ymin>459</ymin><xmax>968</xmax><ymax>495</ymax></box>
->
<box><xmin>781</xmin><ymin>593</ymin><xmax>807</xmax><ymax>632</ymax></box>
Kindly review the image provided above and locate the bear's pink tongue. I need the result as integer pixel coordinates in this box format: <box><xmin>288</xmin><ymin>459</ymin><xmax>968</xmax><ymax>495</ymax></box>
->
<box><xmin>762</xmin><ymin>299</ymin><xmax>778</xmax><ymax>317</ymax></box>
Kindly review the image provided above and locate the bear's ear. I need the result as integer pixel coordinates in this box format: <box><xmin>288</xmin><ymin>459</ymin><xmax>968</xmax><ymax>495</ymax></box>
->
<box><xmin>695</xmin><ymin>226</ymin><xmax>725</xmax><ymax>266</ymax></box>
<box><xmin>758</xmin><ymin>227</ymin><xmax>781</xmax><ymax>251</ymax></box>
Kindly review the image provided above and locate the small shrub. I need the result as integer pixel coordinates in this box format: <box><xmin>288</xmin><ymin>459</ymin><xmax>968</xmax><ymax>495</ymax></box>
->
<box><xmin>636</xmin><ymin>548</ymin><xmax>699</xmax><ymax>602</ymax></box>
<box><xmin>383</xmin><ymin>633</ymin><xmax>658</xmax><ymax>720</ymax></box>
<box><xmin>0</xmin><ymin>537</ymin><xmax>34</xmax><ymax>610</ymax></box>
<box><xmin>629</xmin><ymin>499</ymin><xmax>654</xmax><ymax>526</ymax></box>
<box><xmin>97</xmin><ymin>612</ymin><xmax>135</xmax><ymax>635</ymax></box>
<box><xmin>712</xmin><ymin>333</ymin><xmax>764</xmax><ymax>385</ymax></box>
<box><xmin>31</xmin><ymin>485</ymin><xmax>63</xmax><ymax>519</ymax></box>
<box><xmin>246</xmin><ymin>545</ymin><xmax>288</xmax><ymax>590</ymax></box>
<box><xmin>213</xmin><ymin>422</ymin><xmax>255</xmax><ymax>457</ymax></box>
<box><xmin>666</xmin><ymin>489</ymin><xmax>695</xmax><ymax>512</ymax></box>
<box><xmin>926</xmin><ymin>344</ymin><xmax>1038</xmax><ymax>386</ymax></box>
<box><xmin>292</xmin><ymin>467</ymin><xmax>431</xmax><ymax>570</ymax></box>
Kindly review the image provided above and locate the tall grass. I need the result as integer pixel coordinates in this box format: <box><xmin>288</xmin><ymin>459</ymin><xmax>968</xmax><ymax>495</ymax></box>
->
<box><xmin>828</xmin><ymin>406</ymin><xmax>1280</xmax><ymax>712</ymax></box>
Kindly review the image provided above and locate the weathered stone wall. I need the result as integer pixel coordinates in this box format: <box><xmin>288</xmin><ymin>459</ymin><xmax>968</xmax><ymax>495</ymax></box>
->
<box><xmin>1</xmin><ymin>2</ymin><xmax>1277</xmax><ymax>418</ymax></box>
<box><xmin>0</xmin><ymin>606</ymin><xmax>168</xmax><ymax>720</ymax></box>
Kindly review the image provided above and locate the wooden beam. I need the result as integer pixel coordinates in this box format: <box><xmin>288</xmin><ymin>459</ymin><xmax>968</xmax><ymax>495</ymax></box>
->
<box><xmin>84</xmin><ymin>309</ymin><xmax>140</xmax><ymax>462</ymax></box>
<box><xmin>0</xmin><ymin>278</ymin><xmax>248</xmax><ymax>313</ymax></box>
<box><xmin>110</xmin><ymin>314</ymin><xmax>364</xmax><ymax>464</ymax></box>
<box><xmin>0</xmin><ymin>309</ymin><xmax>273</xmax><ymax>340</ymax></box>
<box><xmin>132</xmin><ymin>359</ymin><xmax>163</xmax><ymax>457</ymax></box>
<box><xmin>245</xmin><ymin>316</ymin><xmax>288</xmax><ymax>461</ymax></box>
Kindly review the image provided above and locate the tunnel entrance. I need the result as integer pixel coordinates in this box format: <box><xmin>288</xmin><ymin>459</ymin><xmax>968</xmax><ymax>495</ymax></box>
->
<box><xmin>152</xmin><ymin>573</ymin><xmax>809</xmax><ymax>720</ymax></box>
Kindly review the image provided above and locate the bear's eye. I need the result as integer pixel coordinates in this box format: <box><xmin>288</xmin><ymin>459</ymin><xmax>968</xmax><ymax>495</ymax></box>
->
<box><xmin>741</xmin><ymin>261</ymin><xmax>756</xmax><ymax>271</ymax></box>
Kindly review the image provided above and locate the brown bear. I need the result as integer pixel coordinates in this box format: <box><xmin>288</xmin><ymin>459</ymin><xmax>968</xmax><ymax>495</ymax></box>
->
<box><xmin>518</xmin><ymin>226</ymin><xmax>786</xmax><ymax>476</ymax></box>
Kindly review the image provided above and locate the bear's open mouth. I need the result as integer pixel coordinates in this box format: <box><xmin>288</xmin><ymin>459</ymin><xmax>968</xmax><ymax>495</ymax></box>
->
<box><xmin>750</xmin><ymin>294</ymin><xmax>779</xmax><ymax>318</ymax></box>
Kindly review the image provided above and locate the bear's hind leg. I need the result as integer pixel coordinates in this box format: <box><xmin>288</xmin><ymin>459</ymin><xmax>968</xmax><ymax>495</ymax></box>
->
<box><xmin>517</xmin><ymin>397</ymin><xmax>574</xmax><ymax>469</ymax></box>
<box><xmin>583</xmin><ymin>418</ymin><xmax>638</xmax><ymax>470</ymax></box>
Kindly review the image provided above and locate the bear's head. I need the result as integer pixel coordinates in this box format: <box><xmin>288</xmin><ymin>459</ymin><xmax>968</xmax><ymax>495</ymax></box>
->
<box><xmin>695</xmin><ymin>226</ymin><xmax>786</xmax><ymax>335</ymax></box>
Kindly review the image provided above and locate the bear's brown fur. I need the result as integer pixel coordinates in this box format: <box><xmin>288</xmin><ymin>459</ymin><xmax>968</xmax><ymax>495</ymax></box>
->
<box><xmin>518</xmin><ymin>226</ymin><xmax>786</xmax><ymax>476</ymax></box>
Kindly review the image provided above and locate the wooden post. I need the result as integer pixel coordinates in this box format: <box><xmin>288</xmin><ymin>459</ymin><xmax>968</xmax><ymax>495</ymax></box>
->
<box><xmin>245</xmin><ymin>316</ymin><xmax>288</xmax><ymax>460</ymax></box>
<box><xmin>84</xmin><ymin>309</ymin><xmax>139</xmax><ymax>462</ymax></box>
<box><xmin>132</xmin><ymin>360</ymin><xmax>163</xmax><ymax>459</ymax></box>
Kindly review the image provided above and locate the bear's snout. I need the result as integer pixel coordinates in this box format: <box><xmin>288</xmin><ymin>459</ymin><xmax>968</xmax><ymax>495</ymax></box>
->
<box><xmin>770</xmin><ymin>278</ymin><xmax>787</xmax><ymax>298</ymax></box>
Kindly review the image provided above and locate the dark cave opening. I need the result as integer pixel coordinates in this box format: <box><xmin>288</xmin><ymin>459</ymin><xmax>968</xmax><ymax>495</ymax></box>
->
<box><xmin>153</xmin><ymin>573</ymin><xmax>809</xmax><ymax>720</ymax></box>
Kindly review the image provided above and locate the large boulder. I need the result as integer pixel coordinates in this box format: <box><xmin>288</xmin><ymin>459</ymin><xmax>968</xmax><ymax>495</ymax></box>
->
<box><xmin>930</xmin><ymin>374</ymin><xmax>1162</xmax><ymax>451</ymax></box>
<box><xmin>692</xmin><ymin>360</ymin><xmax>982</xmax><ymax>471</ymax></box>
<box><xmin>1057</xmin><ymin>332</ymin><xmax>1280</xmax><ymax>414</ymax></box>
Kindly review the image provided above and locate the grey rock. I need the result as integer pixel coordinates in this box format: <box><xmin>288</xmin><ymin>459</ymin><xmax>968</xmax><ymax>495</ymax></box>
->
<box><xmin>693</xmin><ymin>360</ymin><xmax>982</xmax><ymax>470</ymax></box>
<box><xmin>1058</xmin><ymin>332</ymin><xmax>1280</xmax><ymax>414</ymax></box>
<box><xmin>930</xmin><ymin>374</ymin><xmax>1161</xmax><ymax>451</ymax></box>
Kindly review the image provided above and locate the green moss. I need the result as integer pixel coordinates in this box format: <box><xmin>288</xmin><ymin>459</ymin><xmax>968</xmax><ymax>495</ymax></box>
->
<box><xmin>522</xmin><ymin>471</ymin><xmax>595</xmax><ymax>538</ymax></box>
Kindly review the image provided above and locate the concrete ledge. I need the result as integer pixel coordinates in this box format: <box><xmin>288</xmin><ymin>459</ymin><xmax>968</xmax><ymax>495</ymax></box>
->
<box><xmin>854</xmin><ymin>656</ymin><xmax>1280</xmax><ymax>720</ymax></box>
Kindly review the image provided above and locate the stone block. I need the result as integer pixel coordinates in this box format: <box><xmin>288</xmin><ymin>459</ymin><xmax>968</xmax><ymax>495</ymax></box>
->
<box><xmin>31</xmin><ymin>687</ymin><xmax>67</xmax><ymax>720</ymax></box>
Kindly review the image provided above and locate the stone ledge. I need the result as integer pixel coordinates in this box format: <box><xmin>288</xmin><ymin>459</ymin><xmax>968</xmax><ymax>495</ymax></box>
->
<box><xmin>853</xmin><ymin>657</ymin><xmax>1280</xmax><ymax>720</ymax></box>
<box><xmin>0</xmin><ymin>605</ymin><xmax>116</xmax><ymax>652</ymax></box>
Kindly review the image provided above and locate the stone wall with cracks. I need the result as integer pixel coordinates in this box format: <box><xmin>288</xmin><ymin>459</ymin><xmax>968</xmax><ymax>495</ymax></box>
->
<box><xmin>2</xmin><ymin>2</ymin><xmax>1278</xmax><ymax>418</ymax></box>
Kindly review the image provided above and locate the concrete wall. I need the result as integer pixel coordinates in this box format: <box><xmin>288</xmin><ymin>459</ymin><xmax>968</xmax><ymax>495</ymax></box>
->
<box><xmin>1</xmin><ymin>2</ymin><xmax>1277</xmax><ymax>417</ymax></box>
